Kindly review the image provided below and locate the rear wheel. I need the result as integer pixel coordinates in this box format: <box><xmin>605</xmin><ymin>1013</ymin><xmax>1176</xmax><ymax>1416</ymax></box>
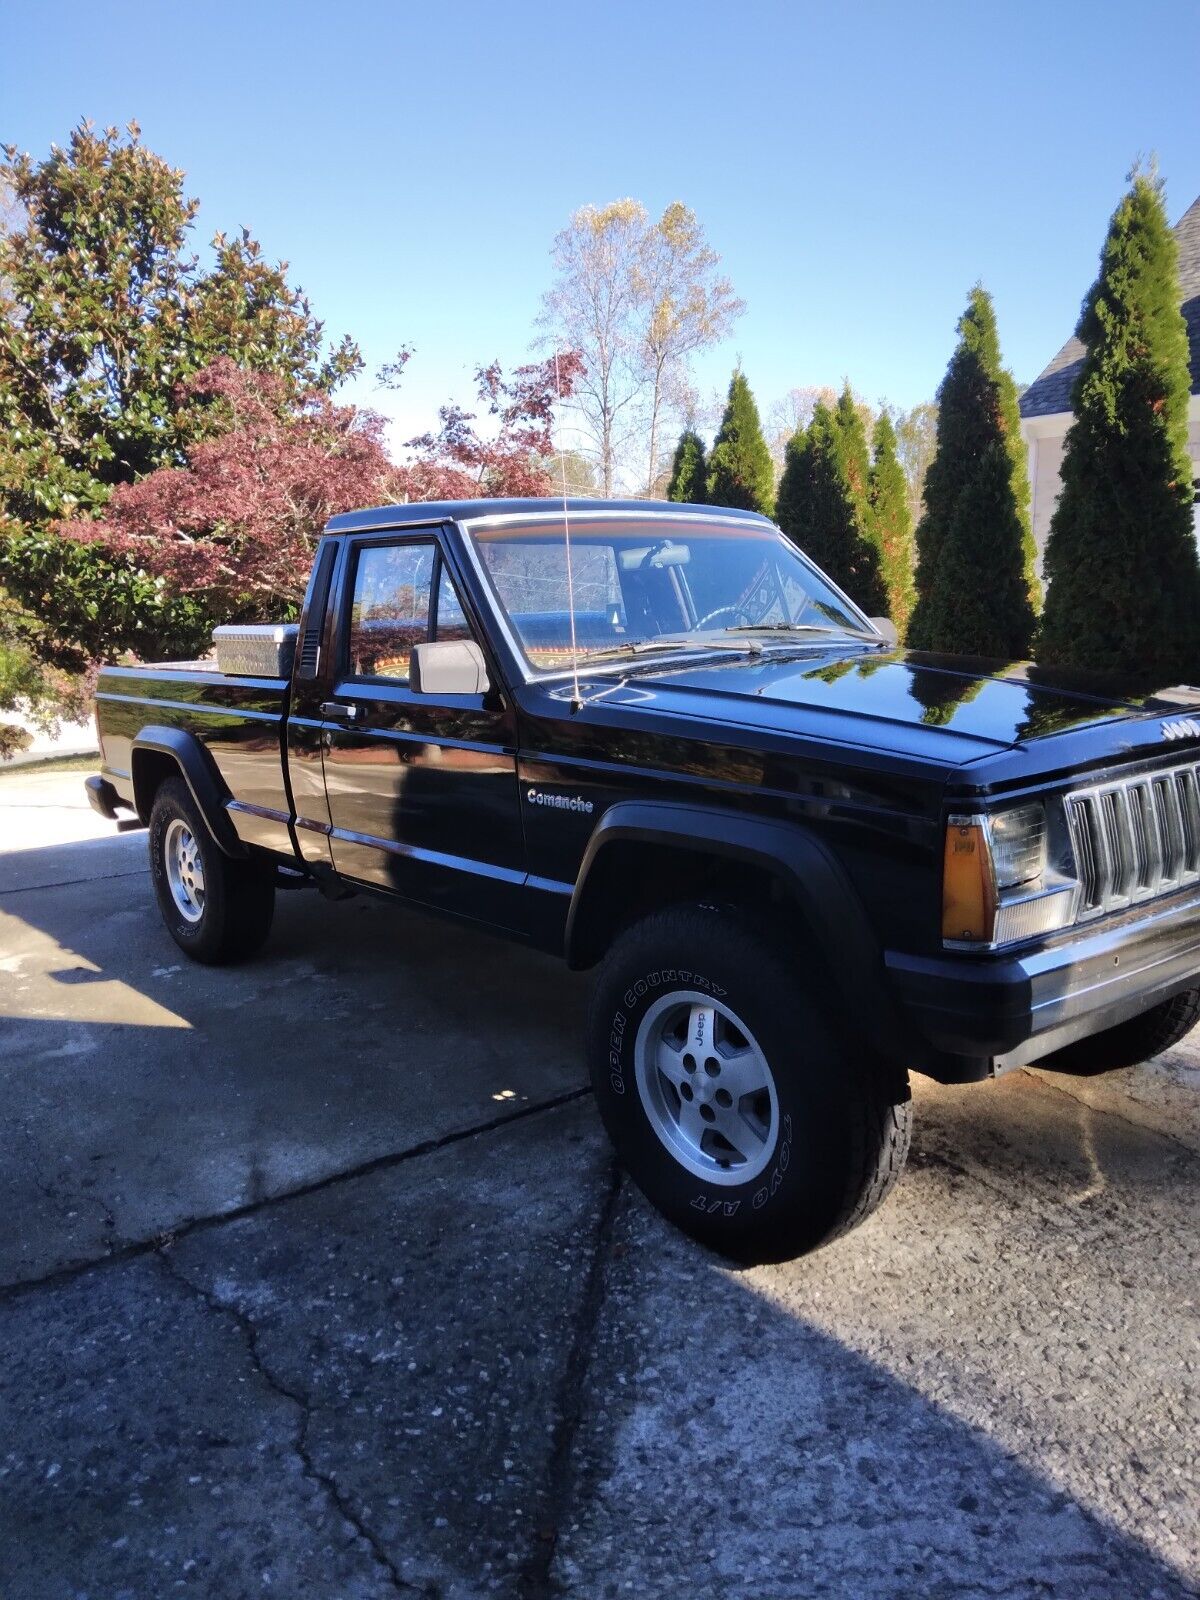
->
<box><xmin>148</xmin><ymin>776</ymin><xmax>275</xmax><ymax>964</ymax></box>
<box><xmin>587</xmin><ymin>904</ymin><xmax>911</xmax><ymax>1262</ymax></box>
<box><xmin>1037</xmin><ymin>988</ymin><xmax>1200</xmax><ymax>1076</ymax></box>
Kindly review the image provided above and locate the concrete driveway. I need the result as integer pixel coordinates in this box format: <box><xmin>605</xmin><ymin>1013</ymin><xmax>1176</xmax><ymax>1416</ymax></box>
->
<box><xmin>1</xmin><ymin>768</ymin><xmax>1197</xmax><ymax>1599</ymax></box>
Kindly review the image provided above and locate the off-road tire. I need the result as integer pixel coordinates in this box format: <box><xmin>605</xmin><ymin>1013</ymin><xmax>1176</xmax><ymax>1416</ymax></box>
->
<box><xmin>587</xmin><ymin>904</ymin><xmax>912</xmax><ymax>1263</ymax></box>
<box><xmin>148</xmin><ymin>776</ymin><xmax>275</xmax><ymax>964</ymax></box>
<box><xmin>1037</xmin><ymin>987</ymin><xmax>1200</xmax><ymax>1076</ymax></box>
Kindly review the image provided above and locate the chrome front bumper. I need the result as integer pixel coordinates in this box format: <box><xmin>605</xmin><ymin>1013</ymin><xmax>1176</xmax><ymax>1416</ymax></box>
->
<box><xmin>887</xmin><ymin>885</ymin><xmax>1200</xmax><ymax>1073</ymax></box>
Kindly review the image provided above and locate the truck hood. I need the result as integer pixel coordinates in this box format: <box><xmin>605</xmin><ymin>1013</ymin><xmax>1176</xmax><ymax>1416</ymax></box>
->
<box><xmin>580</xmin><ymin>647</ymin><xmax>1200</xmax><ymax>765</ymax></box>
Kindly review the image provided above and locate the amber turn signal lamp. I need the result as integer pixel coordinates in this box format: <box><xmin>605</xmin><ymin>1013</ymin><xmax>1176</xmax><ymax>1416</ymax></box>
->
<box><xmin>942</xmin><ymin>817</ymin><xmax>996</xmax><ymax>944</ymax></box>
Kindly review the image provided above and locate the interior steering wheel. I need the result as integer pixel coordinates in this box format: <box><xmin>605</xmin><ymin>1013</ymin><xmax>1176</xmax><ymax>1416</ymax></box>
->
<box><xmin>693</xmin><ymin>604</ymin><xmax>755</xmax><ymax>631</ymax></box>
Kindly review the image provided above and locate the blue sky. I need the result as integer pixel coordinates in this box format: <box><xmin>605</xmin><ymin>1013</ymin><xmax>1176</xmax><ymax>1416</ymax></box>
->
<box><xmin>5</xmin><ymin>0</ymin><xmax>1199</xmax><ymax>452</ymax></box>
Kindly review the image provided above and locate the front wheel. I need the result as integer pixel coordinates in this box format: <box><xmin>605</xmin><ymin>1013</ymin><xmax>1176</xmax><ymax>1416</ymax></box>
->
<box><xmin>149</xmin><ymin>776</ymin><xmax>275</xmax><ymax>964</ymax></box>
<box><xmin>587</xmin><ymin>905</ymin><xmax>911</xmax><ymax>1263</ymax></box>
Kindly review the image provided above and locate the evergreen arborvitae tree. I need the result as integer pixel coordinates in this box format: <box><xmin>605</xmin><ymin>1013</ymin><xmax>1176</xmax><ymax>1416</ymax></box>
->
<box><xmin>908</xmin><ymin>286</ymin><xmax>1038</xmax><ymax>656</ymax></box>
<box><xmin>781</xmin><ymin>403</ymin><xmax>888</xmax><ymax>615</ymax></box>
<box><xmin>927</xmin><ymin>442</ymin><xmax>1038</xmax><ymax>659</ymax></box>
<box><xmin>907</xmin><ymin>666</ymin><xmax>987</xmax><ymax>728</ymax></box>
<box><xmin>1039</xmin><ymin>174</ymin><xmax>1200</xmax><ymax>679</ymax></box>
<box><xmin>832</xmin><ymin>384</ymin><xmax>872</xmax><ymax>520</ymax></box>
<box><xmin>706</xmin><ymin>370</ymin><xmax>774</xmax><ymax>515</ymax></box>
<box><xmin>773</xmin><ymin>426</ymin><xmax>808</xmax><ymax>546</ymax></box>
<box><xmin>868</xmin><ymin>413</ymin><xmax>916</xmax><ymax>638</ymax></box>
<box><xmin>666</xmin><ymin>429</ymin><xmax>707</xmax><ymax>502</ymax></box>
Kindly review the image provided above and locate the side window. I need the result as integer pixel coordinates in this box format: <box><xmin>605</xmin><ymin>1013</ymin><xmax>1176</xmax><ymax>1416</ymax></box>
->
<box><xmin>434</xmin><ymin>564</ymin><xmax>474</xmax><ymax>644</ymax></box>
<box><xmin>347</xmin><ymin>542</ymin><xmax>435</xmax><ymax>681</ymax></box>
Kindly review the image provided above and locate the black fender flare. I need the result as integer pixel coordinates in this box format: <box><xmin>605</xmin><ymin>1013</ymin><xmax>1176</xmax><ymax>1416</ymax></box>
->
<box><xmin>130</xmin><ymin>726</ymin><xmax>246</xmax><ymax>857</ymax></box>
<box><xmin>565</xmin><ymin>799</ymin><xmax>907</xmax><ymax>1060</ymax></box>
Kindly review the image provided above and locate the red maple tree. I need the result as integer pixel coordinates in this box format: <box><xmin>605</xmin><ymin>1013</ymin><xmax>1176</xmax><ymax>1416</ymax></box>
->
<box><xmin>63</xmin><ymin>351</ymin><xmax>584</xmax><ymax>618</ymax></box>
<box><xmin>64</xmin><ymin>359</ymin><xmax>400</xmax><ymax>613</ymax></box>
<box><xmin>407</xmin><ymin>352</ymin><xmax>586</xmax><ymax>497</ymax></box>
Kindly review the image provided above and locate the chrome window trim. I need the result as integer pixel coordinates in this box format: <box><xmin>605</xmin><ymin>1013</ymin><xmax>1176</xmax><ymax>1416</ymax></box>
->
<box><xmin>460</xmin><ymin>508</ymin><xmax>771</xmax><ymax>530</ymax></box>
<box><xmin>322</xmin><ymin>513</ymin><xmax>451</xmax><ymax>535</ymax></box>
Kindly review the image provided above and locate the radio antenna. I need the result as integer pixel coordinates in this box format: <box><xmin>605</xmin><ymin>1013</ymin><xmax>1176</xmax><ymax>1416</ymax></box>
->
<box><xmin>554</xmin><ymin>347</ymin><xmax>583</xmax><ymax>711</ymax></box>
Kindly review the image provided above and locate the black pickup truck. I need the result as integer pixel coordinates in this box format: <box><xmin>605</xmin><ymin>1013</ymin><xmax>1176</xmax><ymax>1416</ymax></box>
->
<box><xmin>89</xmin><ymin>498</ymin><xmax>1200</xmax><ymax>1261</ymax></box>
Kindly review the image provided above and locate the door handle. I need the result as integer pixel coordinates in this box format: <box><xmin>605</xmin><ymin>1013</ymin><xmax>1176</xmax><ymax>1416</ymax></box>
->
<box><xmin>320</xmin><ymin>701</ymin><xmax>360</xmax><ymax>723</ymax></box>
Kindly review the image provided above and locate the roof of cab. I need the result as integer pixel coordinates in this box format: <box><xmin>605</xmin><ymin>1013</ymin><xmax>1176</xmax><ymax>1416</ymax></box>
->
<box><xmin>324</xmin><ymin>497</ymin><xmax>772</xmax><ymax>533</ymax></box>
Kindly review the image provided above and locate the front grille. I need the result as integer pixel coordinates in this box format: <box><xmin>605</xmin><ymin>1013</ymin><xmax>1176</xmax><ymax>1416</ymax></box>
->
<box><xmin>1066</xmin><ymin>761</ymin><xmax>1200</xmax><ymax>918</ymax></box>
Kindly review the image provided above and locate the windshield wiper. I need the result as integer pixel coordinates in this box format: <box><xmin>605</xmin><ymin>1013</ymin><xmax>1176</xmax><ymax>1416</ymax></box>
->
<box><xmin>722</xmin><ymin>623</ymin><xmax>875</xmax><ymax>640</ymax></box>
<box><xmin>580</xmin><ymin>639</ymin><xmax>698</xmax><ymax>662</ymax></box>
<box><xmin>583</xmin><ymin>636</ymin><xmax>759</xmax><ymax>663</ymax></box>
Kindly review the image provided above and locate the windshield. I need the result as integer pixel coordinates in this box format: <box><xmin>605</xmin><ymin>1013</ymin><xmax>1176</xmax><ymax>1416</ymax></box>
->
<box><xmin>466</xmin><ymin>513</ymin><xmax>877</xmax><ymax>673</ymax></box>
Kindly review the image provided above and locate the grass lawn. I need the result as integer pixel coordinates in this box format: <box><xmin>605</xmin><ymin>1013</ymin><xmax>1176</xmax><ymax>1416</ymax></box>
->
<box><xmin>0</xmin><ymin>752</ymin><xmax>100</xmax><ymax>779</ymax></box>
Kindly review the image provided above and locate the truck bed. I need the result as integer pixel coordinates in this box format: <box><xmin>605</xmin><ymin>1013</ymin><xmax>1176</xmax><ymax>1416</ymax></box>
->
<box><xmin>95</xmin><ymin>662</ymin><xmax>297</xmax><ymax>856</ymax></box>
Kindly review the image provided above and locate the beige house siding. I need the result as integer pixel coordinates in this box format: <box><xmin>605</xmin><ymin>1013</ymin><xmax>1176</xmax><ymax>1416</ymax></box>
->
<box><xmin>1026</xmin><ymin>426</ymin><xmax>1066</xmax><ymax>564</ymax></box>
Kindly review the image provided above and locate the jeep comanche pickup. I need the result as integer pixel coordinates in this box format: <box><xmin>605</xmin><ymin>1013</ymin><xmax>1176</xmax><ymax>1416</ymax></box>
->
<box><xmin>89</xmin><ymin>498</ymin><xmax>1200</xmax><ymax>1261</ymax></box>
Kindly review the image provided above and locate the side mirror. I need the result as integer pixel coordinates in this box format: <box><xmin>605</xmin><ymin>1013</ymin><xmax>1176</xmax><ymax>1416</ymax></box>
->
<box><xmin>410</xmin><ymin>639</ymin><xmax>490</xmax><ymax>695</ymax></box>
<box><xmin>869</xmin><ymin>617</ymin><xmax>898</xmax><ymax>646</ymax></box>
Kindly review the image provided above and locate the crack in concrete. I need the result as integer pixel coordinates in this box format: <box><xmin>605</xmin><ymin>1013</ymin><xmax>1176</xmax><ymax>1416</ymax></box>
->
<box><xmin>86</xmin><ymin>1186</ymin><xmax>121</xmax><ymax>1248</ymax></box>
<box><xmin>1024</xmin><ymin>1067</ymin><xmax>1200</xmax><ymax>1159</ymax></box>
<box><xmin>518</xmin><ymin>1160</ymin><xmax>623</xmax><ymax>1600</ymax></box>
<box><xmin>0</xmin><ymin>1085</ymin><xmax>593</xmax><ymax>1303</ymax></box>
<box><xmin>17</xmin><ymin>1116</ymin><xmax>126</xmax><ymax>1261</ymax></box>
<box><xmin>0</xmin><ymin>867</ymin><xmax>145</xmax><ymax>897</ymax></box>
<box><xmin>155</xmin><ymin>1248</ymin><xmax>435</xmax><ymax>1599</ymax></box>
<box><xmin>18</xmin><ymin>1121</ymin><xmax>58</xmax><ymax>1209</ymax></box>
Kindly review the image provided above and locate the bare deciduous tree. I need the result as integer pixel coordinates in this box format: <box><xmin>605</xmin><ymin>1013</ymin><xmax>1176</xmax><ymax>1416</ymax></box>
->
<box><xmin>539</xmin><ymin>199</ymin><xmax>742</xmax><ymax>496</ymax></box>
<box><xmin>767</xmin><ymin>385</ymin><xmax>838</xmax><ymax>471</ymax></box>
<box><xmin>635</xmin><ymin>203</ymin><xmax>743</xmax><ymax>493</ymax></box>
<box><xmin>890</xmin><ymin>400</ymin><xmax>939</xmax><ymax>526</ymax></box>
<box><xmin>538</xmin><ymin>199</ymin><xmax>647</xmax><ymax>497</ymax></box>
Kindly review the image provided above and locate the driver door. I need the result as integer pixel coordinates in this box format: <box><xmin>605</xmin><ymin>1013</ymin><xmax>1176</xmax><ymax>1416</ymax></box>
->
<box><xmin>319</xmin><ymin>531</ymin><xmax>526</xmax><ymax>929</ymax></box>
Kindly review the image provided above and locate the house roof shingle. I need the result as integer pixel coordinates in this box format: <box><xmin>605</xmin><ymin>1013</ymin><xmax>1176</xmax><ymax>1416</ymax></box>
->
<box><xmin>1019</xmin><ymin>193</ymin><xmax>1200</xmax><ymax>420</ymax></box>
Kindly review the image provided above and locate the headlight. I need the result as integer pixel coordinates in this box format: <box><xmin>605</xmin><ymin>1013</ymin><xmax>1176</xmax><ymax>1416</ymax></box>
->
<box><xmin>989</xmin><ymin>802</ymin><xmax>1046</xmax><ymax>888</ymax></box>
<box><xmin>942</xmin><ymin>802</ymin><xmax>1080</xmax><ymax>948</ymax></box>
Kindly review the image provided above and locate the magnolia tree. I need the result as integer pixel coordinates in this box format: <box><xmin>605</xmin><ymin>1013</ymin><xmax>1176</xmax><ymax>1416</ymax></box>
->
<box><xmin>0</xmin><ymin>122</ymin><xmax>364</xmax><ymax>672</ymax></box>
<box><xmin>64</xmin><ymin>352</ymin><xmax>584</xmax><ymax>619</ymax></box>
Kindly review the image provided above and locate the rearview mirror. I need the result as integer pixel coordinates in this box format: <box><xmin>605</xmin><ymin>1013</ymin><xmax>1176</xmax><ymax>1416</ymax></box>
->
<box><xmin>618</xmin><ymin>541</ymin><xmax>691</xmax><ymax>571</ymax></box>
<box><xmin>869</xmin><ymin>617</ymin><xmax>898</xmax><ymax>646</ymax></box>
<box><xmin>410</xmin><ymin>640</ymin><xmax>490</xmax><ymax>695</ymax></box>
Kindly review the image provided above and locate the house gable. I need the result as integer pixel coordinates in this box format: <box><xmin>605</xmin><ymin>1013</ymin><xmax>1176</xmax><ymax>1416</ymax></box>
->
<box><xmin>1020</xmin><ymin>193</ymin><xmax>1200</xmax><ymax>422</ymax></box>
